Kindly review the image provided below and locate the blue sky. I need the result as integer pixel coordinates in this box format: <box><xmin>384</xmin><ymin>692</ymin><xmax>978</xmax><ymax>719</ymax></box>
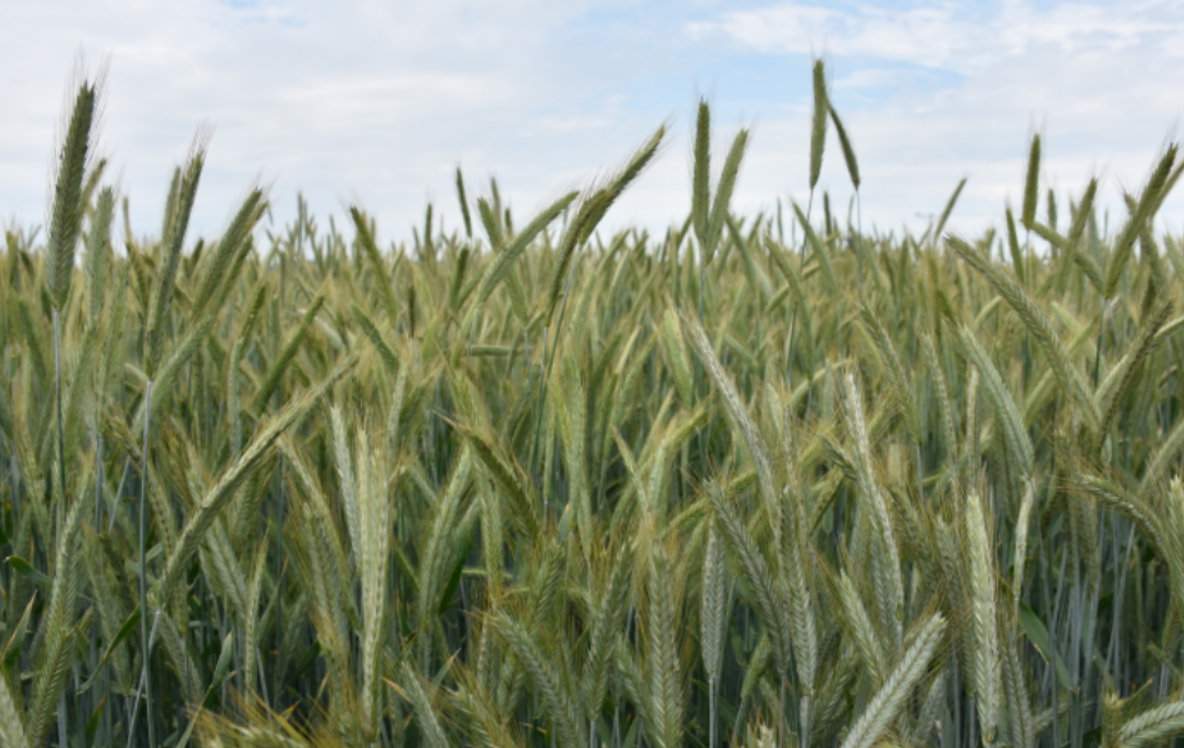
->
<box><xmin>3</xmin><ymin>1</ymin><xmax>1183</xmax><ymax>242</ymax></box>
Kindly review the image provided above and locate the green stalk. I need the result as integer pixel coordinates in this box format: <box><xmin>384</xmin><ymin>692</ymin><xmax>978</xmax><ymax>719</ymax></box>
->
<box><xmin>51</xmin><ymin>309</ymin><xmax>68</xmax><ymax>745</ymax></box>
<box><xmin>709</xmin><ymin>676</ymin><xmax>718</xmax><ymax>748</ymax></box>
<box><xmin>137</xmin><ymin>379</ymin><xmax>156</xmax><ymax>747</ymax></box>
<box><xmin>52</xmin><ymin>310</ymin><xmax>66</xmax><ymax>528</ymax></box>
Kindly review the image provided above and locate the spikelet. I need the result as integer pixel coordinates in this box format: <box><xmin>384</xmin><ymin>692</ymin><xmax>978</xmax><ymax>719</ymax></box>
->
<box><xmin>795</xmin><ymin>202</ymin><xmax>838</xmax><ymax>293</ymax></box>
<box><xmin>155</xmin><ymin>356</ymin><xmax>355</xmax><ymax>601</ymax></box>
<box><xmin>648</xmin><ymin>544</ymin><xmax>683</xmax><ymax>748</ymax></box>
<box><xmin>1140</xmin><ymin>415</ymin><xmax>1184</xmax><ymax>495</ymax></box>
<box><xmin>966</xmin><ymin>490</ymin><xmax>1001</xmax><ymax>744</ymax></box>
<box><xmin>355</xmin><ymin>424</ymin><xmax>393</xmax><ymax>736</ymax></box>
<box><xmin>921</xmin><ymin>332</ymin><xmax>958</xmax><ymax>466</ymax></box>
<box><xmin>415</xmin><ymin>448</ymin><xmax>473</xmax><ymax>661</ymax></box>
<box><xmin>1098</xmin><ymin>300</ymin><xmax>1173</xmax><ymax>443</ymax></box>
<box><xmin>227</xmin><ymin>280</ymin><xmax>268</xmax><ymax>454</ymax></box>
<box><xmin>1118</xmin><ymin>700</ymin><xmax>1184</xmax><ymax>747</ymax></box>
<box><xmin>133</xmin><ymin>315</ymin><xmax>214</xmax><ymax>435</ymax></box>
<box><xmin>948</xmin><ymin>234</ymin><xmax>1100</xmax><ymax>432</ymax></box>
<box><xmin>932</xmin><ymin>177</ymin><xmax>967</xmax><ymax>245</ymax></box>
<box><xmin>1003</xmin><ymin>629</ymin><xmax>1035</xmax><ymax>748</ymax></box>
<box><xmin>958</xmin><ymin>324</ymin><xmax>1034</xmax><ymax>477</ymax></box>
<box><xmin>683</xmin><ymin>313</ymin><xmax>780</xmax><ymax>541</ymax></box>
<box><xmin>548</xmin><ymin>125</ymin><xmax>665</xmax><ymax>321</ymax></box>
<box><xmin>47</xmin><ymin>79</ymin><xmax>98</xmax><ymax>310</ymax></box>
<box><xmin>1012</xmin><ymin>479</ymin><xmax>1036</xmax><ymax>614</ymax></box>
<box><xmin>0</xmin><ymin>667</ymin><xmax>30</xmax><ymax>748</ymax></box>
<box><xmin>659</xmin><ymin>306</ymin><xmax>695</xmax><ymax>405</ymax></box>
<box><xmin>707</xmin><ymin>129</ymin><xmax>749</xmax><ymax>252</ymax></box>
<box><xmin>1005</xmin><ymin>207</ymin><xmax>1025</xmax><ymax>282</ymax></box>
<box><xmin>348</xmin><ymin>206</ymin><xmax>399</xmax><ymax>321</ymax></box>
<box><xmin>27</xmin><ymin>486</ymin><xmax>87</xmax><ymax>744</ymax></box>
<box><xmin>700</xmin><ymin>519</ymin><xmax>727</xmax><ymax>748</ymax></box>
<box><xmin>585</xmin><ymin>541</ymin><xmax>632</xmax><ymax>710</ymax></box>
<box><xmin>1021</xmin><ymin>134</ymin><xmax>1041</xmax><ymax>228</ymax></box>
<box><xmin>397</xmin><ymin>661</ymin><xmax>450</xmax><ymax>748</ymax></box>
<box><xmin>692</xmin><ymin>100</ymin><xmax>712</xmax><ymax>254</ymax></box>
<box><xmin>470</xmin><ymin>190</ymin><xmax>578</xmax><ymax>309</ymax></box>
<box><xmin>834</xmin><ymin>570</ymin><xmax>889</xmax><ymax>684</ymax></box>
<box><xmin>146</xmin><ymin>144</ymin><xmax>205</xmax><ymax>375</ymax></box>
<box><xmin>191</xmin><ymin>188</ymin><xmax>266</xmax><ymax>319</ymax></box>
<box><xmin>700</xmin><ymin>520</ymin><xmax>727</xmax><ymax>686</ymax></box>
<box><xmin>840</xmin><ymin>613</ymin><xmax>946</xmax><ymax>748</ymax></box>
<box><xmin>842</xmin><ymin>372</ymin><xmax>905</xmax><ymax>653</ymax></box>
<box><xmin>550</xmin><ymin>346</ymin><xmax>592</xmax><ymax>544</ymax></box>
<box><xmin>1105</xmin><ymin>146</ymin><xmax>1177</xmax><ymax>299</ymax></box>
<box><xmin>251</xmin><ymin>294</ymin><xmax>325</xmax><ymax>410</ymax></box>
<box><xmin>492</xmin><ymin>612</ymin><xmax>585</xmax><ymax>747</ymax></box>
<box><xmin>84</xmin><ymin>186</ymin><xmax>115</xmax><ymax>324</ymax></box>
<box><xmin>809</xmin><ymin>59</ymin><xmax>828</xmax><ymax>190</ymax></box>
<box><xmin>829</xmin><ymin>103</ymin><xmax>861</xmax><ymax>190</ymax></box>
<box><xmin>455</xmin><ymin>166</ymin><xmax>473</xmax><ymax>238</ymax></box>
<box><xmin>330</xmin><ymin>404</ymin><xmax>362</xmax><ymax>561</ymax></box>
<box><xmin>242</xmin><ymin>540</ymin><xmax>268</xmax><ymax>695</ymax></box>
<box><xmin>707</xmin><ymin>485</ymin><xmax>791</xmax><ymax>679</ymax></box>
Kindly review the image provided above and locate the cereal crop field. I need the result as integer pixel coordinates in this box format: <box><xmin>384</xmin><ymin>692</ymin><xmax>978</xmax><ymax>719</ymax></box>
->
<box><xmin>3</xmin><ymin>63</ymin><xmax>1184</xmax><ymax>747</ymax></box>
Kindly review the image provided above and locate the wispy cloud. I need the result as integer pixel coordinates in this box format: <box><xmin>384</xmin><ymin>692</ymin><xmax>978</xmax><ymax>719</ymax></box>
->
<box><xmin>687</xmin><ymin>1</ymin><xmax>1184</xmax><ymax>73</ymax></box>
<box><xmin>687</xmin><ymin>4</ymin><xmax>969</xmax><ymax>71</ymax></box>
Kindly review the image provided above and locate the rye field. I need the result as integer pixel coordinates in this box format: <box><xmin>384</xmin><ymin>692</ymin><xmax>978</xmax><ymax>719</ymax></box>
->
<box><xmin>4</xmin><ymin>63</ymin><xmax>1184</xmax><ymax>747</ymax></box>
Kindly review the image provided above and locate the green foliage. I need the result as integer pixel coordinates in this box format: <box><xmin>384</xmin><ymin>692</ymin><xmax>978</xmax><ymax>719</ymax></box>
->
<box><xmin>4</xmin><ymin>63</ymin><xmax>1184</xmax><ymax>748</ymax></box>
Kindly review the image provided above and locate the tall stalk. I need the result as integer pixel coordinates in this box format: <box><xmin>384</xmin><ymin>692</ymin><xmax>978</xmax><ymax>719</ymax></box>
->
<box><xmin>137</xmin><ymin>380</ymin><xmax>156</xmax><ymax>748</ymax></box>
<box><xmin>43</xmin><ymin>76</ymin><xmax>98</xmax><ymax>747</ymax></box>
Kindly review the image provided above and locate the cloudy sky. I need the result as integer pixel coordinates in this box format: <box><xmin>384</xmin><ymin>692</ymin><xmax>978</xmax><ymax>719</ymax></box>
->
<box><xmin>3</xmin><ymin>0</ymin><xmax>1183</xmax><ymax>244</ymax></box>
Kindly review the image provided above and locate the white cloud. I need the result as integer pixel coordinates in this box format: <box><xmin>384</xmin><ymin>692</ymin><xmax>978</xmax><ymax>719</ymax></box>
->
<box><xmin>2</xmin><ymin>0</ymin><xmax>1184</xmax><ymax>247</ymax></box>
<box><xmin>687</xmin><ymin>4</ymin><xmax>966</xmax><ymax>70</ymax></box>
<box><xmin>688</xmin><ymin>1</ymin><xmax>1184</xmax><ymax>73</ymax></box>
<box><xmin>833</xmin><ymin>67</ymin><xmax>903</xmax><ymax>91</ymax></box>
<box><xmin>684</xmin><ymin>0</ymin><xmax>1184</xmax><ymax>236</ymax></box>
<box><xmin>0</xmin><ymin>0</ymin><xmax>597</xmax><ymax>240</ymax></box>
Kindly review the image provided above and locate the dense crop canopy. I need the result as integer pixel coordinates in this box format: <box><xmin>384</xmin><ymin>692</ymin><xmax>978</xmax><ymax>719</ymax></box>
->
<box><xmin>3</xmin><ymin>63</ymin><xmax>1184</xmax><ymax>747</ymax></box>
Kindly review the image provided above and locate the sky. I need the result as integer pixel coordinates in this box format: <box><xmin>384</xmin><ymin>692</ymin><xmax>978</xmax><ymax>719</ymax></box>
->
<box><xmin>3</xmin><ymin>0</ymin><xmax>1183</xmax><ymax>245</ymax></box>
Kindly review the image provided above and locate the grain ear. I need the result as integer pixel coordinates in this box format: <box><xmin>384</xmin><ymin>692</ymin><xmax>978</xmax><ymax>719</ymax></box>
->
<box><xmin>1118</xmin><ymin>700</ymin><xmax>1184</xmax><ymax>747</ymax></box>
<box><xmin>966</xmin><ymin>490</ymin><xmax>1001</xmax><ymax>744</ymax></box>
<box><xmin>829</xmin><ymin>102</ymin><xmax>860</xmax><ymax>191</ymax></box>
<box><xmin>1105</xmin><ymin>145</ymin><xmax>1177</xmax><ymax>299</ymax></box>
<box><xmin>0</xmin><ymin>669</ymin><xmax>30</xmax><ymax>748</ymax></box>
<box><xmin>840</xmin><ymin>614</ymin><xmax>946</xmax><ymax>748</ymax></box>
<box><xmin>455</xmin><ymin>166</ymin><xmax>474</xmax><ymax>239</ymax></box>
<box><xmin>692</xmin><ymin>99</ymin><xmax>712</xmax><ymax>253</ymax></box>
<box><xmin>842</xmin><ymin>372</ymin><xmax>904</xmax><ymax>655</ymax></box>
<box><xmin>1021</xmin><ymin>133</ymin><xmax>1041</xmax><ymax>229</ymax></box>
<box><xmin>809</xmin><ymin>58</ymin><xmax>829</xmax><ymax>191</ymax></box>
<box><xmin>146</xmin><ymin>142</ymin><xmax>206</xmax><ymax>376</ymax></box>
<box><xmin>84</xmin><ymin>187</ymin><xmax>115</xmax><ymax>324</ymax></box>
<box><xmin>708</xmin><ymin>128</ymin><xmax>749</xmax><ymax>251</ymax></box>
<box><xmin>48</xmin><ymin>79</ymin><xmax>98</xmax><ymax>311</ymax></box>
